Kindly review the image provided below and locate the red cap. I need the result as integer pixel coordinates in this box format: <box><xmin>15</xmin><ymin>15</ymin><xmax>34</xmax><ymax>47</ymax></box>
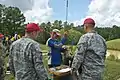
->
<box><xmin>83</xmin><ymin>18</ymin><xmax>95</xmax><ymax>25</ymax></box>
<box><xmin>25</xmin><ymin>23</ymin><xmax>43</xmax><ymax>32</ymax></box>
<box><xmin>0</xmin><ymin>33</ymin><xmax>4</xmax><ymax>38</ymax></box>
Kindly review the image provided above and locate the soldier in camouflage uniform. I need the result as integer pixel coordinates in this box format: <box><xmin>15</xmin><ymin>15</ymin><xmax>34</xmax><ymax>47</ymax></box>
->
<box><xmin>71</xmin><ymin>18</ymin><xmax>107</xmax><ymax>80</ymax></box>
<box><xmin>0</xmin><ymin>33</ymin><xmax>6</xmax><ymax>80</ymax></box>
<box><xmin>9</xmin><ymin>23</ymin><xmax>49</xmax><ymax>80</ymax></box>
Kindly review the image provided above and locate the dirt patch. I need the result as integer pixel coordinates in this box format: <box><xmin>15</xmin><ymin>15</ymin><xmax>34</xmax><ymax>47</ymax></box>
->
<box><xmin>106</xmin><ymin>50</ymin><xmax>120</xmax><ymax>59</ymax></box>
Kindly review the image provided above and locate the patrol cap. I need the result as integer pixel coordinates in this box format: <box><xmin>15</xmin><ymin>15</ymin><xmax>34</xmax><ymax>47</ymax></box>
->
<box><xmin>25</xmin><ymin>23</ymin><xmax>43</xmax><ymax>32</ymax></box>
<box><xmin>83</xmin><ymin>18</ymin><xmax>95</xmax><ymax>25</ymax></box>
<box><xmin>0</xmin><ymin>33</ymin><xmax>4</xmax><ymax>38</ymax></box>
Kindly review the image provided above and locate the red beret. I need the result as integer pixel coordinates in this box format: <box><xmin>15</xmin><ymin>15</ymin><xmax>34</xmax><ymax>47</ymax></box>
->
<box><xmin>84</xmin><ymin>18</ymin><xmax>95</xmax><ymax>25</ymax></box>
<box><xmin>0</xmin><ymin>33</ymin><xmax>4</xmax><ymax>38</ymax></box>
<box><xmin>25</xmin><ymin>23</ymin><xmax>43</xmax><ymax>32</ymax></box>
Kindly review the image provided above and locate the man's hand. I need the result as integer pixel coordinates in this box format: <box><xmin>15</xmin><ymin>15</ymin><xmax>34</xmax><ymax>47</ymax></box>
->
<box><xmin>63</xmin><ymin>31</ymin><xmax>68</xmax><ymax>37</ymax></box>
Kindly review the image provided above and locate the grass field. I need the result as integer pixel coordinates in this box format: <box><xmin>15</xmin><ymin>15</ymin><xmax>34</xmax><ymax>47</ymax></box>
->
<box><xmin>104</xmin><ymin>60</ymin><xmax>120</xmax><ymax>80</ymax></box>
<box><xmin>5</xmin><ymin>43</ymin><xmax>120</xmax><ymax>80</ymax></box>
<box><xmin>5</xmin><ymin>59</ymin><xmax>120</xmax><ymax>80</ymax></box>
<box><xmin>107</xmin><ymin>39</ymin><xmax>120</xmax><ymax>51</ymax></box>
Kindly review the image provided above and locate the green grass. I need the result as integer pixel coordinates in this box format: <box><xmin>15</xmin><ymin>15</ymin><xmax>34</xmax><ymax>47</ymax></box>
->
<box><xmin>104</xmin><ymin>60</ymin><xmax>120</xmax><ymax>80</ymax></box>
<box><xmin>40</xmin><ymin>44</ymin><xmax>49</xmax><ymax>51</ymax></box>
<box><xmin>107</xmin><ymin>39</ymin><xmax>120</xmax><ymax>51</ymax></box>
<box><xmin>5</xmin><ymin>74</ymin><xmax>14</xmax><ymax>80</ymax></box>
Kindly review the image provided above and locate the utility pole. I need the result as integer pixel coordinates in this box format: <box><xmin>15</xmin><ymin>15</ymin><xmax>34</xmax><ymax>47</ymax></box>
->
<box><xmin>65</xmin><ymin>0</ymin><xmax>69</xmax><ymax>24</ymax></box>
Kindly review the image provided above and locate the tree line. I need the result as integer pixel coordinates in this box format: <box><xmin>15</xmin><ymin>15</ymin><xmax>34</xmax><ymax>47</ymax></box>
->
<box><xmin>0</xmin><ymin>4</ymin><xmax>120</xmax><ymax>45</ymax></box>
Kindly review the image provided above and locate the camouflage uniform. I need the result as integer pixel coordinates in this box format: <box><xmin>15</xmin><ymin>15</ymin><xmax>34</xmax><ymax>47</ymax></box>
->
<box><xmin>9</xmin><ymin>38</ymin><xmax>48</xmax><ymax>80</ymax></box>
<box><xmin>0</xmin><ymin>42</ymin><xmax>6</xmax><ymax>80</ymax></box>
<box><xmin>72</xmin><ymin>30</ymin><xmax>107</xmax><ymax>80</ymax></box>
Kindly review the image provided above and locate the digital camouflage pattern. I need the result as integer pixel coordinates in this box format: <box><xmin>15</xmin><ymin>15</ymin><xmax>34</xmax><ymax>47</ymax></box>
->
<box><xmin>72</xmin><ymin>30</ymin><xmax>107</xmax><ymax>80</ymax></box>
<box><xmin>9</xmin><ymin>38</ymin><xmax>48</xmax><ymax>80</ymax></box>
<box><xmin>0</xmin><ymin>42</ymin><xmax>6</xmax><ymax>80</ymax></box>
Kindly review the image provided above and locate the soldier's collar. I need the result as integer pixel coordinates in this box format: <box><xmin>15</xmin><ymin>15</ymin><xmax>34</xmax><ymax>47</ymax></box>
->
<box><xmin>88</xmin><ymin>30</ymin><xmax>97</xmax><ymax>33</ymax></box>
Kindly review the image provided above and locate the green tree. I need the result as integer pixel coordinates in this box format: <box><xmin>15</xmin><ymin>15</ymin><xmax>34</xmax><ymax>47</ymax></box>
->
<box><xmin>61</xmin><ymin>29</ymin><xmax>82</xmax><ymax>45</ymax></box>
<box><xmin>69</xmin><ymin>23</ymin><xmax>74</xmax><ymax>29</ymax></box>
<box><xmin>52</xmin><ymin>20</ymin><xmax>63</xmax><ymax>30</ymax></box>
<box><xmin>3</xmin><ymin>6</ymin><xmax>25</xmax><ymax>35</ymax></box>
<box><xmin>63</xmin><ymin>21</ymin><xmax>69</xmax><ymax>30</ymax></box>
<box><xmin>0</xmin><ymin>4</ymin><xmax>6</xmax><ymax>33</ymax></box>
<box><xmin>58</xmin><ymin>20</ymin><xmax>63</xmax><ymax>29</ymax></box>
<box><xmin>0</xmin><ymin>4</ymin><xmax>25</xmax><ymax>35</ymax></box>
<box><xmin>39</xmin><ymin>22</ymin><xmax>51</xmax><ymax>44</ymax></box>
